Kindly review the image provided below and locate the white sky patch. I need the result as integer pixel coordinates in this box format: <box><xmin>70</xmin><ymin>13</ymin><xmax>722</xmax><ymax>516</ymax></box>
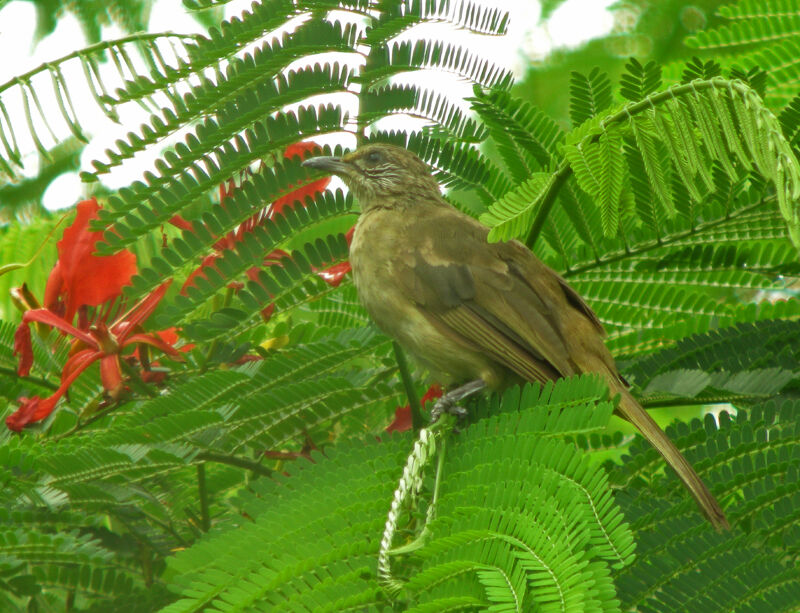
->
<box><xmin>0</xmin><ymin>0</ymin><xmax>615</xmax><ymax>210</ymax></box>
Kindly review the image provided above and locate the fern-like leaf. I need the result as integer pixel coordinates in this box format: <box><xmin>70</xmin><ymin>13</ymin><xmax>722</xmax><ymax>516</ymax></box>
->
<box><xmin>564</xmin><ymin>126</ymin><xmax>625</xmax><ymax>236</ymax></box>
<box><xmin>620</xmin><ymin>57</ymin><xmax>663</xmax><ymax>101</ymax></box>
<box><xmin>569</xmin><ymin>67</ymin><xmax>613</xmax><ymax>127</ymax></box>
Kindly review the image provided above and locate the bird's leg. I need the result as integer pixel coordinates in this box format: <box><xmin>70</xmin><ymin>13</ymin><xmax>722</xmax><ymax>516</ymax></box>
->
<box><xmin>430</xmin><ymin>379</ymin><xmax>486</xmax><ymax>423</ymax></box>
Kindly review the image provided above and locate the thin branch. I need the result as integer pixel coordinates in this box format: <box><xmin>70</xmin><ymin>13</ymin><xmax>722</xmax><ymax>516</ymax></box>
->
<box><xmin>0</xmin><ymin>32</ymin><xmax>201</xmax><ymax>96</ymax></box>
<box><xmin>393</xmin><ymin>341</ymin><xmax>424</xmax><ymax>431</ymax></box>
<box><xmin>196</xmin><ymin>450</ymin><xmax>273</xmax><ymax>477</ymax></box>
<box><xmin>0</xmin><ymin>366</ymin><xmax>58</xmax><ymax>390</ymax></box>
<box><xmin>640</xmin><ymin>393</ymin><xmax>772</xmax><ymax>410</ymax></box>
<box><xmin>197</xmin><ymin>463</ymin><xmax>210</xmax><ymax>532</ymax></box>
<box><xmin>524</xmin><ymin>160</ymin><xmax>572</xmax><ymax>249</ymax></box>
<box><xmin>563</xmin><ymin>198</ymin><xmax>768</xmax><ymax>279</ymax></box>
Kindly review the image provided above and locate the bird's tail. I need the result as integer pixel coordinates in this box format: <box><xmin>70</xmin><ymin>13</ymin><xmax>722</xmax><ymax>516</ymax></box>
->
<box><xmin>616</xmin><ymin>387</ymin><xmax>730</xmax><ymax>531</ymax></box>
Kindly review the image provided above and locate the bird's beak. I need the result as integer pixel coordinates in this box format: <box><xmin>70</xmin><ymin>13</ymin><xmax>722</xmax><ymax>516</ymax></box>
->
<box><xmin>302</xmin><ymin>156</ymin><xmax>353</xmax><ymax>177</ymax></box>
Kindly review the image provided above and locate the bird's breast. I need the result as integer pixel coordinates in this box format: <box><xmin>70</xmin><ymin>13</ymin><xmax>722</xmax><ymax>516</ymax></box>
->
<box><xmin>350</xmin><ymin>209</ymin><xmax>421</xmax><ymax>340</ymax></box>
<box><xmin>349</xmin><ymin>209</ymin><xmax>505</xmax><ymax>386</ymax></box>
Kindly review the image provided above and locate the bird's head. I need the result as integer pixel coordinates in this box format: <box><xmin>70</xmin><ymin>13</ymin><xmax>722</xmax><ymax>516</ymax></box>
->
<box><xmin>302</xmin><ymin>143</ymin><xmax>440</xmax><ymax>209</ymax></box>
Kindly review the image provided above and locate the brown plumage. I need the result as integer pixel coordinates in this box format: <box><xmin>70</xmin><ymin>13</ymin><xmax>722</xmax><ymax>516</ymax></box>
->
<box><xmin>303</xmin><ymin>143</ymin><xmax>729</xmax><ymax>531</ymax></box>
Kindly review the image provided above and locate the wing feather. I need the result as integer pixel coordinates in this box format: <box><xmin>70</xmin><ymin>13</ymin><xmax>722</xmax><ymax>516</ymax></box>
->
<box><xmin>393</xmin><ymin>205</ymin><xmax>604</xmax><ymax>384</ymax></box>
<box><xmin>435</xmin><ymin>306</ymin><xmax>560</xmax><ymax>384</ymax></box>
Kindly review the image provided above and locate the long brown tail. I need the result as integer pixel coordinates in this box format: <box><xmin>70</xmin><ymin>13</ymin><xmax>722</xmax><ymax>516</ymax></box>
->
<box><xmin>616</xmin><ymin>388</ymin><xmax>729</xmax><ymax>531</ymax></box>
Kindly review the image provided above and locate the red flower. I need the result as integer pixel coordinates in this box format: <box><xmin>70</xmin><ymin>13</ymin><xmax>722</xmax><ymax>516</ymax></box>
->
<box><xmin>271</xmin><ymin>142</ymin><xmax>332</xmax><ymax>217</ymax></box>
<box><xmin>177</xmin><ymin>141</ymin><xmax>331</xmax><ymax>262</ymax></box>
<box><xmin>386</xmin><ymin>384</ymin><xmax>443</xmax><ymax>433</ymax></box>
<box><xmin>314</xmin><ymin>261</ymin><xmax>352</xmax><ymax>287</ymax></box>
<box><xmin>8</xmin><ymin>200</ymin><xmax>182</xmax><ymax>431</ymax></box>
<box><xmin>133</xmin><ymin>326</ymin><xmax>194</xmax><ymax>384</ymax></box>
<box><xmin>43</xmin><ymin>198</ymin><xmax>137</xmax><ymax>322</ymax></box>
<box><xmin>313</xmin><ymin>226</ymin><xmax>355</xmax><ymax>288</ymax></box>
<box><xmin>7</xmin><ymin>395</ymin><xmax>61</xmax><ymax>433</ymax></box>
<box><xmin>180</xmin><ymin>141</ymin><xmax>351</xmax><ymax>320</ymax></box>
<box><xmin>9</xmin><ymin>282</ymin><xmax>180</xmax><ymax>431</ymax></box>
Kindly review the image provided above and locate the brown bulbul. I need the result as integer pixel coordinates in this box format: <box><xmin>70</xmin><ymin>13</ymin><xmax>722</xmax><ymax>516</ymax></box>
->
<box><xmin>303</xmin><ymin>143</ymin><xmax>729</xmax><ymax>531</ymax></box>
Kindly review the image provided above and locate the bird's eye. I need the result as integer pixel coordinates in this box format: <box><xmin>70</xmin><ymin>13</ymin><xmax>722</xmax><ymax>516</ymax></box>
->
<box><xmin>365</xmin><ymin>151</ymin><xmax>382</xmax><ymax>164</ymax></box>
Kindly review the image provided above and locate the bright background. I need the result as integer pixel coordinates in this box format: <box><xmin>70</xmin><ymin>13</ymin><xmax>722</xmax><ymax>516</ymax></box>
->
<box><xmin>0</xmin><ymin>0</ymin><xmax>615</xmax><ymax>210</ymax></box>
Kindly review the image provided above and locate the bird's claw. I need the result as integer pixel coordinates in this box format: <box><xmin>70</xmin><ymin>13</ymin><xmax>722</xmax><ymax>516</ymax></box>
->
<box><xmin>430</xmin><ymin>397</ymin><xmax>469</xmax><ymax>423</ymax></box>
<box><xmin>429</xmin><ymin>379</ymin><xmax>485</xmax><ymax>424</ymax></box>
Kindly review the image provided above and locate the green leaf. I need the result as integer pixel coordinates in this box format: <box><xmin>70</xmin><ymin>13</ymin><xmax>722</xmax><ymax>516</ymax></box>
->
<box><xmin>564</xmin><ymin>127</ymin><xmax>625</xmax><ymax>236</ymax></box>
<box><xmin>481</xmin><ymin>172</ymin><xmax>551</xmax><ymax>241</ymax></box>
<box><xmin>569</xmin><ymin>67</ymin><xmax>612</xmax><ymax>127</ymax></box>
<box><xmin>620</xmin><ymin>57</ymin><xmax>662</xmax><ymax>102</ymax></box>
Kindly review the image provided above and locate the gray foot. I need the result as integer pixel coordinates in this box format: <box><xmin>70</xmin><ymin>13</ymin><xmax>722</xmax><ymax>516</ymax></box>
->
<box><xmin>430</xmin><ymin>380</ymin><xmax>485</xmax><ymax>423</ymax></box>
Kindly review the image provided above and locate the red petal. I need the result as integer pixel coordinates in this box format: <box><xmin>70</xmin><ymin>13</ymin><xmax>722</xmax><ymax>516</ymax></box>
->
<box><xmin>56</xmin><ymin>199</ymin><xmax>137</xmax><ymax>321</ymax></box>
<box><xmin>263</xmin><ymin>249</ymin><xmax>290</xmax><ymax>266</ymax></box>
<box><xmin>245</xmin><ymin>251</ymin><xmax>290</xmax><ymax>284</ymax></box>
<box><xmin>21</xmin><ymin>308</ymin><xmax>97</xmax><ymax>347</ymax></box>
<box><xmin>260</xmin><ymin>302</ymin><xmax>275</xmax><ymax>322</ymax></box>
<box><xmin>386</xmin><ymin>404</ymin><xmax>412</xmax><ymax>433</ymax></box>
<box><xmin>155</xmin><ymin>327</ymin><xmax>178</xmax><ymax>345</ymax></box>
<box><xmin>181</xmin><ymin>254</ymin><xmax>220</xmax><ymax>294</ymax></box>
<box><xmin>316</xmin><ymin>261</ymin><xmax>351</xmax><ymax>287</ymax></box>
<box><xmin>311</xmin><ymin>227</ymin><xmax>354</xmax><ymax>287</ymax></box>
<box><xmin>168</xmin><ymin>215</ymin><xmax>194</xmax><ymax>231</ymax></box>
<box><xmin>214</xmin><ymin>234</ymin><xmax>238</xmax><ymax>251</ymax></box>
<box><xmin>385</xmin><ymin>385</ymin><xmax>443</xmax><ymax>433</ymax></box>
<box><xmin>43</xmin><ymin>261</ymin><xmax>65</xmax><ymax>315</ymax></box>
<box><xmin>123</xmin><ymin>333</ymin><xmax>185</xmax><ymax>360</ymax></box>
<box><xmin>197</xmin><ymin>142</ymin><xmax>328</xmax><ymax>256</ymax></box>
<box><xmin>112</xmin><ymin>280</ymin><xmax>172</xmax><ymax>339</ymax></box>
<box><xmin>7</xmin><ymin>348</ymin><xmax>99</xmax><ymax>431</ymax></box>
<box><xmin>271</xmin><ymin>177</ymin><xmax>330</xmax><ymax>217</ymax></box>
<box><xmin>272</xmin><ymin>141</ymin><xmax>330</xmax><ymax>215</ymax></box>
<box><xmin>61</xmin><ymin>349</ymin><xmax>100</xmax><ymax>382</ymax></box>
<box><xmin>284</xmin><ymin>141</ymin><xmax>322</xmax><ymax>160</ymax></box>
<box><xmin>13</xmin><ymin>321</ymin><xmax>33</xmax><ymax>376</ymax></box>
<box><xmin>152</xmin><ymin>327</ymin><xmax>194</xmax><ymax>353</ymax></box>
<box><xmin>6</xmin><ymin>395</ymin><xmax>58</xmax><ymax>431</ymax></box>
<box><xmin>99</xmin><ymin>354</ymin><xmax>124</xmax><ymax>397</ymax></box>
<box><xmin>421</xmin><ymin>384</ymin><xmax>443</xmax><ymax>406</ymax></box>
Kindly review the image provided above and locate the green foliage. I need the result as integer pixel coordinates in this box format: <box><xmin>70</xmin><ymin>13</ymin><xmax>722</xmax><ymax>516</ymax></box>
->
<box><xmin>680</xmin><ymin>0</ymin><xmax>800</xmax><ymax>107</ymax></box>
<box><xmin>569</xmin><ymin>67</ymin><xmax>613</xmax><ymax>127</ymax></box>
<box><xmin>477</xmin><ymin>172</ymin><xmax>552</xmax><ymax>240</ymax></box>
<box><xmin>0</xmin><ymin>31</ymin><xmax>205</xmax><ymax>183</ymax></box>
<box><xmin>0</xmin><ymin>138</ymin><xmax>83</xmax><ymax>219</ymax></box>
<box><xmin>479</xmin><ymin>56</ymin><xmax>800</xmax><ymax>354</ymax></box>
<box><xmin>619</xmin><ymin>58</ymin><xmax>663</xmax><ymax>102</ymax></box>
<box><xmin>564</xmin><ymin>125</ymin><xmax>625</xmax><ymax>235</ymax></box>
<box><xmin>25</xmin><ymin>0</ymin><xmax>152</xmax><ymax>43</ymax></box>
<box><xmin>0</xmin><ymin>0</ymin><xmax>799</xmax><ymax>611</ymax></box>
<box><xmin>160</xmin><ymin>376</ymin><xmax>635</xmax><ymax>612</ymax></box>
<box><xmin>611</xmin><ymin>400</ymin><xmax>800</xmax><ymax>612</ymax></box>
<box><xmin>780</xmin><ymin>93</ymin><xmax>800</xmax><ymax>153</ymax></box>
<box><xmin>511</xmin><ymin>2</ymin><xmax>735</xmax><ymax>126</ymax></box>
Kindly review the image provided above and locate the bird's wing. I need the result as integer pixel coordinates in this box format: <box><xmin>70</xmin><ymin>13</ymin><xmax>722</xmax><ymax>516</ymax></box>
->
<box><xmin>394</xmin><ymin>208</ymin><xmax>597</xmax><ymax>384</ymax></box>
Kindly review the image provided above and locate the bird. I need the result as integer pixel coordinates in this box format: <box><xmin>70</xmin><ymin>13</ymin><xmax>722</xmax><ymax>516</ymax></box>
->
<box><xmin>302</xmin><ymin>142</ymin><xmax>729</xmax><ymax>531</ymax></box>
